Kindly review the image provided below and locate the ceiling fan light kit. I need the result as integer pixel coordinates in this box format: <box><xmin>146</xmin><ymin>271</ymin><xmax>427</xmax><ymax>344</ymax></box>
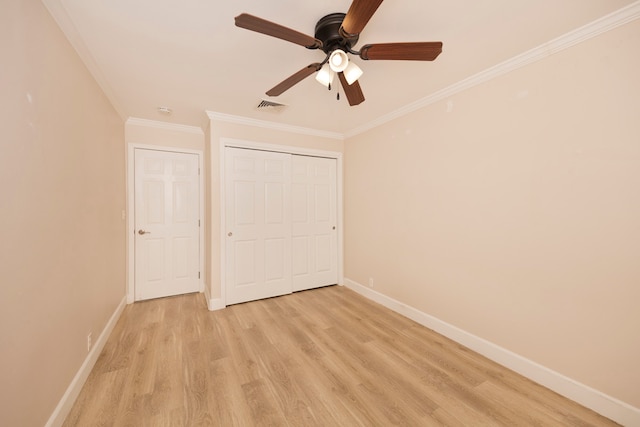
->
<box><xmin>235</xmin><ymin>0</ymin><xmax>443</xmax><ymax>106</ymax></box>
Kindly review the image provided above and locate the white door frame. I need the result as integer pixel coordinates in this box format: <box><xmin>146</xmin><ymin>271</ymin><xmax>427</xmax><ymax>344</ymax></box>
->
<box><xmin>127</xmin><ymin>144</ymin><xmax>205</xmax><ymax>304</ymax></box>
<box><xmin>220</xmin><ymin>138</ymin><xmax>344</xmax><ymax>307</ymax></box>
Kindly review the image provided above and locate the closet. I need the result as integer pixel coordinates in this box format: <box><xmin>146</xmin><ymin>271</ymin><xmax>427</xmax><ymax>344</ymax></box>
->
<box><xmin>225</xmin><ymin>146</ymin><xmax>338</xmax><ymax>305</ymax></box>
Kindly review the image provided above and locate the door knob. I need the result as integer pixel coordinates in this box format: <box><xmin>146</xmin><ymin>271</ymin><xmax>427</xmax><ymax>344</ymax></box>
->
<box><xmin>138</xmin><ymin>229</ymin><xmax>150</xmax><ymax>235</ymax></box>
<box><xmin>228</xmin><ymin>232</ymin><xmax>233</xmax><ymax>237</ymax></box>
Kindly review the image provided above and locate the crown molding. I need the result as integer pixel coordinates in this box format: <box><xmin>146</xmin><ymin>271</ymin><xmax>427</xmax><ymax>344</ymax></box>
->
<box><xmin>126</xmin><ymin>117</ymin><xmax>204</xmax><ymax>135</ymax></box>
<box><xmin>206</xmin><ymin>111</ymin><xmax>345</xmax><ymax>141</ymax></box>
<box><xmin>344</xmin><ymin>1</ymin><xmax>640</xmax><ymax>138</ymax></box>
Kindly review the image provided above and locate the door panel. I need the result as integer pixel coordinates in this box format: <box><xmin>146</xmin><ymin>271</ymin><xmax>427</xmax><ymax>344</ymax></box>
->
<box><xmin>225</xmin><ymin>148</ymin><xmax>291</xmax><ymax>305</ymax></box>
<box><xmin>265</xmin><ymin>238</ymin><xmax>286</xmax><ymax>281</ymax></box>
<box><xmin>316</xmin><ymin>235</ymin><xmax>332</xmax><ymax>272</ymax></box>
<box><xmin>134</xmin><ymin>149</ymin><xmax>200</xmax><ymax>301</ymax></box>
<box><xmin>292</xmin><ymin>236</ymin><xmax>309</xmax><ymax>276</ymax></box>
<box><xmin>291</xmin><ymin>155</ymin><xmax>338</xmax><ymax>292</ymax></box>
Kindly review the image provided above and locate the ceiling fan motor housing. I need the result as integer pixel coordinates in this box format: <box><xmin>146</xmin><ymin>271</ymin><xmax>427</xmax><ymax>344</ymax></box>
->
<box><xmin>314</xmin><ymin>13</ymin><xmax>359</xmax><ymax>54</ymax></box>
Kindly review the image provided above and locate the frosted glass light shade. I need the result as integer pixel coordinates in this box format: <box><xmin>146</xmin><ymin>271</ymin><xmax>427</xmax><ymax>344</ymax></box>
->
<box><xmin>315</xmin><ymin>64</ymin><xmax>334</xmax><ymax>87</ymax></box>
<box><xmin>343</xmin><ymin>61</ymin><xmax>363</xmax><ymax>85</ymax></box>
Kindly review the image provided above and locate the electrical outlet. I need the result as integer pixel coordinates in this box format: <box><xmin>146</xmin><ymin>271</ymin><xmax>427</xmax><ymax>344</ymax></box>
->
<box><xmin>368</xmin><ymin>277</ymin><xmax>374</xmax><ymax>288</ymax></box>
<box><xmin>87</xmin><ymin>332</ymin><xmax>92</xmax><ymax>352</ymax></box>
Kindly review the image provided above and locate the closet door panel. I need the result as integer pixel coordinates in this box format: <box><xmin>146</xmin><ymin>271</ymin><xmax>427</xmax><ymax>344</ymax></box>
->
<box><xmin>225</xmin><ymin>148</ymin><xmax>291</xmax><ymax>304</ymax></box>
<box><xmin>291</xmin><ymin>155</ymin><xmax>338</xmax><ymax>292</ymax></box>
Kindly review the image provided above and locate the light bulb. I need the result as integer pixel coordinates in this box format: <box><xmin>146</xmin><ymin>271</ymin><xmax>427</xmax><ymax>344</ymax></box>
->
<box><xmin>328</xmin><ymin>50</ymin><xmax>349</xmax><ymax>72</ymax></box>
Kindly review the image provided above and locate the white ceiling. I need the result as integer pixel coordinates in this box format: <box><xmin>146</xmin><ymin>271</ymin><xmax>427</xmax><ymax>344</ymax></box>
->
<box><xmin>43</xmin><ymin>0</ymin><xmax>636</xmax><ymax>134</ymax></box>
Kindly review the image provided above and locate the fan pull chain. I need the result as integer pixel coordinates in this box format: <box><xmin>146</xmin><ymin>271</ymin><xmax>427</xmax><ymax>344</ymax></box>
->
<box><xmin>325</xmin><ymin>77</ymin><xmax>339</xmax><ymax>101</ymax></box>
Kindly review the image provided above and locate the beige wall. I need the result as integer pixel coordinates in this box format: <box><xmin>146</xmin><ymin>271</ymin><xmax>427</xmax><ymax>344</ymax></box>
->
<box><xmin>0</xmin><ymin>1</ymin><xmax>126</xmax><ymax>426</ymax></box>
<box><xmin>206</xmin><ymin>120</ymin><xmax>344</xmax><ymax>301</ymax></box>
<box><xmin>125</xmin><ymin>119</ymin><xmax>204</xmax><ymax>151</ymax></box>
<box><xmin>344</xmin><ymin>19</ymin><xmax>640</xmax><ymax>408</ymax></box>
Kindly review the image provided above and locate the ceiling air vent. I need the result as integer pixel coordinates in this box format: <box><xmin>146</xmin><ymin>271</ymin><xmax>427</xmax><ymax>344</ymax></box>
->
<box><xmin>256</xmin><ymin>99</ymin><xmax>287</xmax><ymax>113</ymax></box>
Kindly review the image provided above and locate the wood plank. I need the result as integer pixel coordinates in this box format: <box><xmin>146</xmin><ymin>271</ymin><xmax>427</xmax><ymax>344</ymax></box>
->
<box><xmin>63</xmin><ymin>287</ymin><xmax>620</xmax><ymax>426</ymax></box>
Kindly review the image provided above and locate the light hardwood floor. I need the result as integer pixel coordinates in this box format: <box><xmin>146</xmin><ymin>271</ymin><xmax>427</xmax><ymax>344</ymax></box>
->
<box><xmin>64</xmin><ymin>286</ymin><xmax>619</xmax><ymax>426</ymax></box>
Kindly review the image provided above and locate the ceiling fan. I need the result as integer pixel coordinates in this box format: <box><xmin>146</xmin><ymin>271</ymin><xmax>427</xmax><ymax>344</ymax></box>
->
<box><xmin>235</xmin><ymin>0</ymin><xmax>443</xmax><ymax>106</ymax></box>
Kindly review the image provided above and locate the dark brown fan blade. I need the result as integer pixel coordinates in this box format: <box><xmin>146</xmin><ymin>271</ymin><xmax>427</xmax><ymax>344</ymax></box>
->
<box><xmin>235</xmin><ymin>13</ymin><xmax>322</xmax><ymax>49</ymax></box>
<box><xmin>337</xmin><ymin>72</ymin><xmax>365</xmax><ymax>106</ymax></box>
<box><xmin>340</xmin><ymin>0</ymin><xmax>384</xmax><ymax>38</ymax></box>
<box><xmin>360</xmin><ymin>42</ymin><xmax>443</xmax><ymax>61</ymax></box>
<box><xmin>266</xmin><ymin>64</ymin><xmax>321</xmax><ymax>97</ymax></box>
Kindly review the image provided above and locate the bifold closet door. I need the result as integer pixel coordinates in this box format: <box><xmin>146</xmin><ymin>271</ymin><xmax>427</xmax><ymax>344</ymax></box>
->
<box><xmin>291</xmin><ymin>155</ymin><xmax>338</xmax><ymax>291</ymax></box>
<box><xmin>225</xmin><ymin>147</ymin><xmax>292</xmax><ymax>305</ymax></box>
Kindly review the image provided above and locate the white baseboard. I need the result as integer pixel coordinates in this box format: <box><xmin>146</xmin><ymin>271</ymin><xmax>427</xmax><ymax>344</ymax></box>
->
<box><xmin>45</xmin><ymin>297</ymin><xmax>127</xmax><ymax>427</ymax></box>
<box><xmin>343</xmin><ymin>278</ymin><xmax>640</xmax><ymax>427</ymax></box>
<box><xmin>204</xmin><ymin>286</ymin><xmax>225</xmax><ymax>311</ymax></box>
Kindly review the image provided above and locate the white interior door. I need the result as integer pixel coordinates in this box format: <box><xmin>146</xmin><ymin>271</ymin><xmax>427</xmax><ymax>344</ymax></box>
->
<box><xmin>134</xmin><ymin>149</ymin><xmax>200</xmax><ymax>301</ymax></box>
<box><xmin>291</xmin><ymin>155</ymin><xmax>338</xmax><ymax>291</ymax></box>
<box><xmin>225</xmin><ymin>147</ymin><xmax>291</xmax><ymax>305</ymax></box>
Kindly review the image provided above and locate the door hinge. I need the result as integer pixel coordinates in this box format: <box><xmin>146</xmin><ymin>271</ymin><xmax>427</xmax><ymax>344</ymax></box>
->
<box><xmin>198</xmin><ymin>219</ymin><xmax>201</xmax><ymax>227</ymax></box>
<box><xmin>198</xmin><ymin>272</ymin><xmax>201</xmax><ymax>279</ymax></box>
